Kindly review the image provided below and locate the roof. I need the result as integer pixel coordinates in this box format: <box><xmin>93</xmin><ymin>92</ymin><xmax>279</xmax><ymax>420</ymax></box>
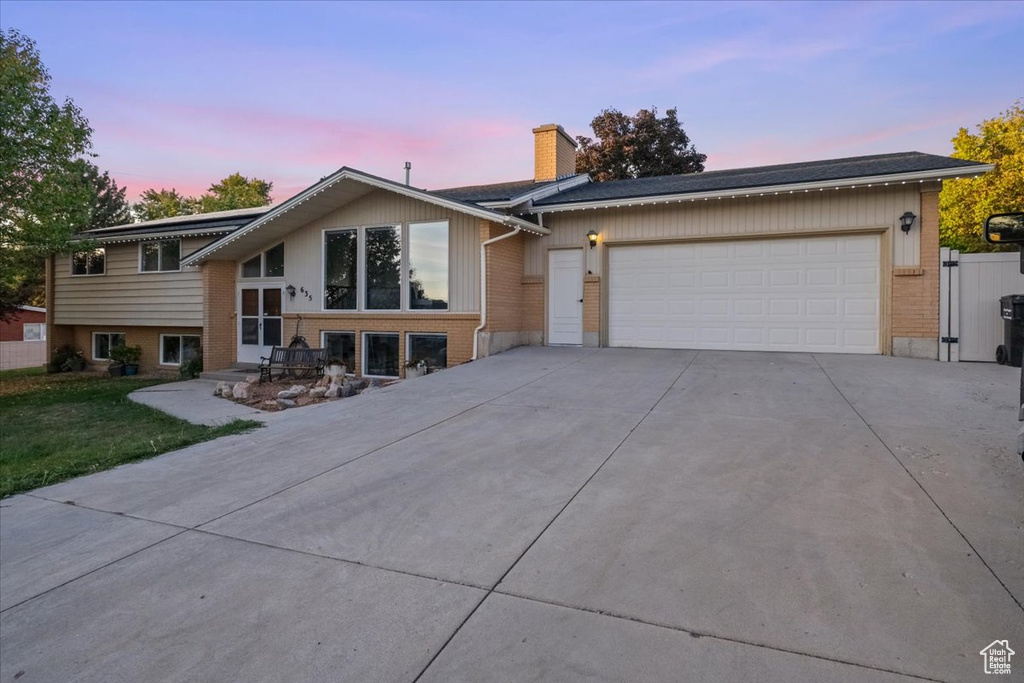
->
<box><xmin>78</xmin><ymin>206</ymin><xmax>270</xmax><ymax>240</ymax></box>
<box><xmin>436</xmin><ymin>178</ymin><xmax>561</xmax><ymax>203</ymax></box>
<box><xmin>182</xmin><ymin>167</ymin><xmax>549</xmax><ymax>266</ymax></box>
<box><xmin>533</xmin><ymin>152</ymin><xmax>991</xmax><ymax>209</ymax></box>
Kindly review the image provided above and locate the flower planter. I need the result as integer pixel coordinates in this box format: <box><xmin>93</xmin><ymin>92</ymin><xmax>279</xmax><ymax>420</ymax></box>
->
<box><xmin>124</xmin><ymin>364</ymin><xmax>139</xmax><ymax>376</ymax></box>
<box><xmin>108</xmin><ymin>363</ymin><xmax>126</xmax><ymax>378</ymax></box>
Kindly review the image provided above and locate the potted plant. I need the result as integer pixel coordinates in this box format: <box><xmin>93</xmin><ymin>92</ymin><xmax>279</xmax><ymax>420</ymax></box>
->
<box><xmin>404</xmin><ymin>358</ymin><xmax>428</xmax><ymax>379</ymax></box>
<box><xmin>108</xmin><ymin>357</ymin><xmax>126</xmax><ymax>377</ymax></box>
<box><xmin>110</xmin><ymin>344</ymin><xmax>142</xmax><ymax>376</ymax></box>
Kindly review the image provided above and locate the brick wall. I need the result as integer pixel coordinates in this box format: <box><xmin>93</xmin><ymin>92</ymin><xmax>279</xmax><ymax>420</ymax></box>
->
<box><xmin>533</xmin><ymin>124</ymin><xmax>577</xmax><ymax>181</ymax></box>
<box><xmin>892</xmin><ymin>191</ymin><xmax>939</xmax><ymax>348</ymax></box>
<box><xmin>68</xmin><ymin>324</ymin><xmax>203</xmax><ymax>374</ymax></box>
<box><xmin>202</xmin><ymin>260</ymin><xmax>236</xmax><ymax>370</ymax></box>
<box><xmin>522</xmin><ymin>276</ymin><xmax>544</xmax><ymax>343</ymax></box>
<box><xmin>583</xmin><ymin>275</ymin><xmax>600</xmax><ymax>334</ymax></box>
<box><xmin>288</xmin><ymin>312</ymin><xmax>479</xmax><ymax>378</ymax></box>
<box><xmin>481</xmin><ymin>220</ymin><xmax>524</xmax><ymax>333</ymax></box>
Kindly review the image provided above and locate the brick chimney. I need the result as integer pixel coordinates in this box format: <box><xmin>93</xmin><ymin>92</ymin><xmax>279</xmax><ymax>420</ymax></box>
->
<box><xmin>533</xmin><ymin>124</ymin><xmax>577</xmax><ymax>182</ymax></box>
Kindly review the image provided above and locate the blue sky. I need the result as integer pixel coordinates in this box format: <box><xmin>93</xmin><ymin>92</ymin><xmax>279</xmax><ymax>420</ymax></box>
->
<box><xmin>4</xmin><ymin>0</ymin><xmax>1022</xmax><ymax>202</ymax></box>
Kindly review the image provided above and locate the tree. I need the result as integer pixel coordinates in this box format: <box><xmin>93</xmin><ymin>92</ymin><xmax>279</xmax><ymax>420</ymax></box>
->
<box><xmin>132</xmin><ymin>188</ymin><xmax>196</xmax><ymax>222</ymax></box>
<box><xmin>575</xmin><ymin>107</ymin><xmax>706</xmax><ymax>182</ymax></box>
<box><xmin>0</xmin><ymin>29</ymin><xmax>93</xmax><ymax>320</ymax></box>
<box><xmin>939</xmin><ymin>101</ymin><xmax>1024</xmax><ymax>252</ymax></box>
<box><xmin>198</xmin><ymin>173</ymin><xmax>273</xmax><ymax>213</ymax></box>
<box><xmin>72</xmin><ymin>159</ymin><xmax>131</xmax><ymax>231</ymax></box>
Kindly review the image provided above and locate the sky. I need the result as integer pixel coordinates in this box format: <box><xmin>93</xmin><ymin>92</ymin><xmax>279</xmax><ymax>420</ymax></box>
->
<box><xmin>3</xmin><ymin>0</ymin><xmax>1022</xmax><ymax>203</ymax></box>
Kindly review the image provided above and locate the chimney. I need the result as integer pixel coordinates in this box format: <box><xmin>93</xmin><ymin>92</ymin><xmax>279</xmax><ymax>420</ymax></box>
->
<box><xmin>533</xmin><ymin>124</ymin><xmax>577</xmax><ymax>182</ymax></box>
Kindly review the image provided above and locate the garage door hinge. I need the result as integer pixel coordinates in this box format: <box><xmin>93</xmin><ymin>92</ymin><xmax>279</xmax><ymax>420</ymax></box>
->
<box><xmin>942</xmin><ymin>260</ymin><xmax>959</xmax><ymax>267</ymax></box>
<box><xmin>941</xmin><ymin>336</ymin><xmax>959</xmax><ymax>344</ymax></box>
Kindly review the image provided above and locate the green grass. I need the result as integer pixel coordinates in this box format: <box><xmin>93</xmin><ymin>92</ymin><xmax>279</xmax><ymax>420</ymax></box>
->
<box><xmin>0</xmin><ymin>371</ymin><xmax>260</xmax><ymax>498</ymax></box>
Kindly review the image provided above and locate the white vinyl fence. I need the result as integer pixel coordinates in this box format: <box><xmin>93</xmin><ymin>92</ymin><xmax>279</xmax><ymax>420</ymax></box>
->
<box><xmin>940</xmin><ymin>248</ymin><xmax>1024</xmax><ymax>362</ymax></box>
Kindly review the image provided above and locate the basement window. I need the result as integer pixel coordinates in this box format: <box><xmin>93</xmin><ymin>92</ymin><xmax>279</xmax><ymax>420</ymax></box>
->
<box><xmin>407</xmin><ymin>333</ymin><xmax>447</xmax><ymax>370</ymax></box>
<box><xmin>160</xmin><ymin>334</ymin><xmax>201</xmax><ymax>366</ymax></box>
<box><xmin>93</xmin><ymin>332</ymin><xmax>126</xmax><ymax>361</ymax></box>
<box><xmin>322</xmin><ymin>331</ymin><xmax>356</xmax><ymax>373</ymax></box>
<box><xmin>364</xmin><ymin>332</ymin><xmax>399</xmax><ymax>377</ymax></box>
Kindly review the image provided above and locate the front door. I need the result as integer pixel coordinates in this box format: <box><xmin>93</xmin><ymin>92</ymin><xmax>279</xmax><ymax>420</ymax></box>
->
<box><xmin>548</xmin><ymin>248</ymin><xmax>584</xmax><ymax>345</ymax></box>
<box><xmin>238</xmin><ymin>286</ymin><xmax>283</xmax><ymax>363</ymax></box>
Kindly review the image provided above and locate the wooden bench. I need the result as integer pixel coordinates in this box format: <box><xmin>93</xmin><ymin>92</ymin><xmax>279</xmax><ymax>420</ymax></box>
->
<box><xmin>259</xmin><ymin>346</ymin><xmax>328</xmax><ymax>383</ymax></box>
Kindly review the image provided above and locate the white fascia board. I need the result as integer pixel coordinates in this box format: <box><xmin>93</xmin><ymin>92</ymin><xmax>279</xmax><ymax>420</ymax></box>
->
<box><xmin>477</xmin><ymin>175</ymin><xmax>591</xmax><ymax>210</ymax></box>
<box><xmin>182</xmin><ymin>168</ymin><xmax>548</xmax><ymax>267</ymax></box>
<box><xmin>532</xmin><ymin>165</ymin><xmax>994</xmax><ymax>214</ymax></box>
<box><xmin>72</xmin><ymin>227</ymin><xmax>235</xmax><ymax>245</ymax></box>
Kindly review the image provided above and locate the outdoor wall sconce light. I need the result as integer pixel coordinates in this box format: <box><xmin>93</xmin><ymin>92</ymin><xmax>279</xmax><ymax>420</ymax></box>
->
<box><xmin>587</xmin><ymin>230</ymin><xmax>599</xmax><ymax>248</ymax></box>
<box><xmin>286</xmin><ymin>284</ymin><xmax>296</xmax><ymax>298</ymax></box>
<box><xmin>899</xmin><ymin>211</ymin><xmax>917</xmax><ymax>233</ymax></box>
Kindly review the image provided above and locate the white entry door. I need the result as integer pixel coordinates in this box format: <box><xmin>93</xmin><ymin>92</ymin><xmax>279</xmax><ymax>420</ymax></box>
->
<box><xmin>548</xmin><ymin>248</ymin><xmax>584</xmax><ymax>346</ymax></box>
<box><xmin>238</xmin><ymin>285</ymin><xmax>284</xmax><ymax>363</ymax></box>
<box><xmin>607</xmin><ymin>234</ymin><xmax>880</xmax><ymax>353</ymax></box>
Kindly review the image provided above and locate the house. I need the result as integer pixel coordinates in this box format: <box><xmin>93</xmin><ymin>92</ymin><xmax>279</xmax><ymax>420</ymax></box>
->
<box><xmin>0</xmin><ymin>305</ymin><xmax>47</xmax><ymax>371</ymax></box>
<box><xmin>46</xmin><ymin>123</ymin><xmax>993</xmax><ymax>377</ymax></box>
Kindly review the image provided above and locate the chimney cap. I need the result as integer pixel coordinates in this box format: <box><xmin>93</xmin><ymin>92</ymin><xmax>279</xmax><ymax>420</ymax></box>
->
<box><xmin>532</xmin><ymin>124</ymin><xmax>575</xmax><ymax>146</ymax></box>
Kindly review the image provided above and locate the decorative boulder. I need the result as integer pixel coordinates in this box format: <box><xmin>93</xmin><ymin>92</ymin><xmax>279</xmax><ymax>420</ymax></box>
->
<box><xmin>277</xmin><ymin>389</ymin><xmax>300</xmax><ymax>400</ymax></box>
<box><xmin>288</xmin><ymin>385</ymin><xmax>308</xmax><ymax>396</ymax></box>
<box><xmin>245</xmin><ymin>374</ymin><xmax>259</xmax><ymax>384</ymax></box>
<box><xmin>346</xmin><ymin>378</ymin><xmax>368</xmax><ymax>391</ymax></box>
<box><xmin>276</xmin><ymin>398</ymin><xmax>296</xmax><ymax>409</ymax></box>
<box><xmin>215</xmin><ymin>382</ymin><xmax>231</xmax><ymax>397</ymax></box>
<box><xmin>309</xmin><ymin>387</ymin><xmax>328</xmax><ymax>399</ymax></box>
<box><xmin>368</xmin><ymin>378</ymin><xmax>384</xmax><ymax>388</ymax></box>
<box><xmin>340</xmin><ymin>383</ymin><xmax>356</xmax><ymax>398</ymax></box>
<box><xmin>324</xmin><ymin>383</ymin><xmax>341</xmax><ymax>399</ymax></box>
<box><xmin>232</xmin><ymin>382</ymin><xmax>249</xmax><ymax>399</ymax></box>
<box><xmin>316</xmin><ymin>375</ymin><xmax>331</xmax><ymax>388</ymax></box>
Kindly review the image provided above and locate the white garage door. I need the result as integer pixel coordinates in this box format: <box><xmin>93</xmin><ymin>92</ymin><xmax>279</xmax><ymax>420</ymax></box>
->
<box><xmin>608</xmin><ymin>234</ymin><xmax>880</xmax><ymax>353</ymax></box>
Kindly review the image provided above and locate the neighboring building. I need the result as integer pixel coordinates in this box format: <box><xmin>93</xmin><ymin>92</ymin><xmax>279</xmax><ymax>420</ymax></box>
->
<box><xmin>0</xmin><ymin>305</ymin><xmax>47</xmax><ymax>371</ymax></box>
<box><xmin>47</xmin><ymin>124</ymin><xmax>992</xmax><ymax>376</ymax></box>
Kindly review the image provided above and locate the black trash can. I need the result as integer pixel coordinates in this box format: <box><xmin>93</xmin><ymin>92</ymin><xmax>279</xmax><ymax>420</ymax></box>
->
<box><xmin>996</xmin><ymin>294</ymin><xmax>1024</xmax><ymax>366</ymax></box>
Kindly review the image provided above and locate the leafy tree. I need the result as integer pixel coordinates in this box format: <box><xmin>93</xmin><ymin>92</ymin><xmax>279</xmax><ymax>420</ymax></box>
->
<box><xmin>939</xmin><ymin>101</ymin><xmax>1024</xmax><ymax>252</ymax></box>
<box><xmin>132</xmin><ymin>188</ymin><xmax>196</xmax><ymax>222</ymax></box>
<box><xmin>73</xmin><ymin>159</ymin><xmax>131</xmax><ymax>231</ymax></box>
<box><xmin>576</xmin><ymin>107</ymin><xmax>706</xmax><ymax>182</ymax></box>
<box><xmin>198</xmin><ymin>172</ymin><xmax>273</xmax><ymax>213</ymax></box>
<box><xmin>0</xmin><ymin>29</ymin><xmax>93</xmax><ymax>320</ymax></box>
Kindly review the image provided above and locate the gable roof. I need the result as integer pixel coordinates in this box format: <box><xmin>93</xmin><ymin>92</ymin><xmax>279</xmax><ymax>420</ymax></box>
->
<box><xmin>435</xmin><ymin>174</ymin><xmax>589</xmax><ymax>206</ymax></box>
<box><xmin>75</xmin><ymin>206</ymin><xmax>270</xmax><ymax>243</ymax></box>
<box><xmin>182</xmin><ymin>167</ymin><xmax>548</xmax><ymax>266</ymax></box>
<box><xmin>533</xmin><ymin>152</ymin><xmax>992</xmax><ymax>211</ymax></box>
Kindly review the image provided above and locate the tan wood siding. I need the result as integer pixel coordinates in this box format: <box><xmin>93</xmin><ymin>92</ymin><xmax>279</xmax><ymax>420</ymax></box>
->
<box><xmin>52</xmin><ymin>236</ymin><xmax>215</xmax><ymax>326</ymax></box>
<box><xmin>527</xmin><ymin>185</ymin><xmax>929</xmax><ymax>277</ymax></box>
<box><xmin>282</xmin><ymin>189</ymin><xmax>480</xmax><ymax>313</ymax></box>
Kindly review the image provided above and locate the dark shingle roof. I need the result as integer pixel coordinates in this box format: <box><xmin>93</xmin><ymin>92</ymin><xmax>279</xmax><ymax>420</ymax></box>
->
<box><xmin>534</xmin><ymin>152</ymin><xmax>987</xmax><ymax>207</ymax></box>
<box><xmin>434</xmin><ymin>178</ymin><xmax>564</xmax><ymax>203</ymax></box>
<box><xmin>79</xmin><ymin>207</ymin><xmax>270</xmax><ymax>238</ymax></box>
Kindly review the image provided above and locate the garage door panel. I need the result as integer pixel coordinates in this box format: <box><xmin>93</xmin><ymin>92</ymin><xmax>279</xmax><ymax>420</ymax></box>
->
<box><xmin>608</xmin><ymin>235</ymin><xmax>880</xmax><ymax>354</ymax></box>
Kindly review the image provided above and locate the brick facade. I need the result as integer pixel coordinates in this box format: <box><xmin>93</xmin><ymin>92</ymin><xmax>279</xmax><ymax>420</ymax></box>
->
<box><xmin>891</xmin><ymin>191</ymin><xmax>939</xmax><ymax>357</ymax></box>
<box><xmin>532</xmin><ymin>124</ymin><xmax>577</xmax><ymax>182</ymax></box>
<box><xmin>67</xmin><ymin>324</ymin><xmax>203</xmax><ymax>374</ymax></box>
<box><xmin>202</xmin><ymin>260</ymin><xmax>237</xmax><ymax>371</ymax></box>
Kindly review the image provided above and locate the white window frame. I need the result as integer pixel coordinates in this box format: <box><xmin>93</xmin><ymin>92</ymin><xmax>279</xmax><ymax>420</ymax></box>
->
<box><xmin>22</xmin><ymin>322</ymin><xmax>46</xmax><ymax>342</ymax></box>
<box><xmin>159</xmin><ymin>334</ymin><xmax>201</xmax><ymax>366</ymax></box>
<box><xmin>406</xmin><ymin>220</ymin><xmax>450</xmax><ymax>312</ymax></box>
<box><xmin>362</xmin><ymin>331</ymin><xmax>400</xmax><ymax>378</ymax></box>
<box><xmin>139</xmin><ymin>238</ymin><xmax>182</xmax><ymax>273</ymax></box>
<box><xmin>320</xmin><ymin>330</ymin><xmax>357</xmax><ymax>374</ymax></box>
<box><xmin>406</xmin><ymin>332</ymin><xmax>447</xmax><ymax>368</ymax></box>
<box><xmin>92</xmin><ymin>331</ymin><xmax>126</xmax><ymax>361</ymax></box>
<box><xmin>70</xmin><ymin>248</ymin><xmax>106</xmax><ymax>277</ymax></box>
<box><xmin>239</xmin><ymin>241</ymin><xmax>285</xmax><ymax>279</ymax></box>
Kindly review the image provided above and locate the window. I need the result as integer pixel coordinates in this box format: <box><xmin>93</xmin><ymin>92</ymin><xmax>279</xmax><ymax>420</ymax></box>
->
<box><xmin>408</xmin><ymin>334</ymin><xmax>447</xmax><ymax>370</ymax></box>
<box><xmin>241</xmin><ymin>243</ymin><xmax>285</xmax><ymax>278</ymax></box>
<box><xmin>71</xmin><ymin>248</ymin><xmax>105</xmax><ymax>276</ymax></box>
<box><xmin>160</xmin><ymin>334</ymin><xmax>201</xmax><ymax>365</ymax></box>
<box><xmin>93</xmin><ymin>332</ymin><xmax>126</xmax><ymax>361</ymax></box>
<box><xmin>324</xmin><ymin>229</ymin><xmax>357</xmax><ymax>309</ymax></box>
<box><xmin>140</xmin><ymin>239</ymin><xmax>180</xmax><ymax>272</ymax></box>
<box><xmin>365</xmin><ymin>226</ymin><xmax>401</xmax><ymax>310</ymax></box>
<box><xmin>364</xmin><ymin>332</ymin><xmax>399</xmax><ymax>377</ymax></box>
<box><xmin>322</xmin><ymin>332</ymin><xmax>356</xmax><ymax>373</ymax></box>
<box><xmin>408</xmin><ymin>221</ymin><xmax>448</xmax><ymax>310</ymax></box>
<box><xmin>23</xmin><ymin>323</ymin><xmax>46</xmax><ymax>342</ymax></box>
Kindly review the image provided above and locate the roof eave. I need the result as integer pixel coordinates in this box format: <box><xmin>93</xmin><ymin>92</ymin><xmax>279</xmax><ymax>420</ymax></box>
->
<box><xmin>70</xmin><ymin>226</ymin><xmax>239</xmax><ymax>244</ymax></box>
<box><xmin>533</xmin><ymin>165</ymin><xmax>994</xmax><ymax>213</ymax></box>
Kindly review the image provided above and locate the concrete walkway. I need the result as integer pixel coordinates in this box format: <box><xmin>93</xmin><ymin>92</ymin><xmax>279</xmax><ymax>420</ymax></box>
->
<box><xmin>128</xmin><ymin>379</ymin><xmax>276</xmax><ymax>426</ymax></box>
<box><xmin>1</xmin><ymin>348</ymin><xmax>1022</xmax><ymax>682</ymax></box>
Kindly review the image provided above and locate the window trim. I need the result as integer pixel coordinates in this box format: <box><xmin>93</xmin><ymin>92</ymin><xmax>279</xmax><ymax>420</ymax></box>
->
<box><xmin>138</xmin><ymin>238</ymin><xmax>182</xmax><ymax>273</ymax></box>
<box><xmin>159</xmin><ymin>333</ymin><xmax>201</xmax><ymax>366</ymax></box>
<box><xmin>406</xmin><ymin>220</ymin><xmax>450</xmax><ymax>312</ymax></box>
<box><xmin>406</xmin><ymin>332</ymin><xmax>447</xmax><ymax>369</ymax></box>
<box><xmin>70</xmin><ymin>248</ymin><xmax>106</xmax><ymax>277</ymax></box>
<box><xmin>362</xmin><ymin>331</ymin><xmax>400</xmax><ymax>379</ymax></box>
<box><xmin>320</xmin><ymin>330</ymin><xmax>357</xmax><ymax>375</ymax></box>
<box><xmin>22</xmin><ymin>323</ymin><xmax>46</xmax><ymax>342</ymax></box>
<box><xmin>239</xmin><ymin>241</ymin><xmax>286</xmax><ymax>279</ymax></box>
<box><xmin>92</xmin><ymin>331</ymin><xmax>126</xmax><ymax>361</ymax></box>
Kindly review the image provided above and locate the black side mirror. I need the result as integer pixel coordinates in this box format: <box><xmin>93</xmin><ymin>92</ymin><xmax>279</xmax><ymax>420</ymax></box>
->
<box><xmin>984</xmin><ymin>212</ymin><xmax>1024</xmax><ymax>244</ymax></box>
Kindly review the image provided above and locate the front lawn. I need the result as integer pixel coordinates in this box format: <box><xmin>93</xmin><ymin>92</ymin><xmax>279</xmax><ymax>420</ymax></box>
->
<box><xmin>0</xmin><ymin>370</ymin><xmax>260</xmax><ymax>497</ymax></box>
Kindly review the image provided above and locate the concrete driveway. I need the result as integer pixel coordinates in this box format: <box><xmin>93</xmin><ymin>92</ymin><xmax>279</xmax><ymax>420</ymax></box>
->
<box><xmin>1</xmin><ymin>348</ymin><xmax>1022</xmax><ymax>682</ymax></box>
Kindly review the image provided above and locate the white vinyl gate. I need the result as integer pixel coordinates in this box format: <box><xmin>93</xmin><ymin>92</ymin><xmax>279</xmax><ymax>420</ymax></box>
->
<box><xmin>940</xmin><ymin>248</ymin><xmax>1024</xmax><ymax>362</ymax></box>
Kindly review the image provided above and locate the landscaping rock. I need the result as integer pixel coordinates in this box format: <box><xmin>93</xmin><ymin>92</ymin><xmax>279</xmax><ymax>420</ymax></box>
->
<box><xmin>277</xmin><ymin>390</ymin><xmax>300</xmax><ymax>400</ymax></box>
<box><xmin>368</xmin><ymin>378</ymin><xmax>384</xmax><ymax>388</ymax></box>
<box><xmin>288</xmin><ymin>385</ymin><xmax>308</xmax><ymax>396</ymax></box>
<box><xmin>309</xmin><ymin>387</ymin><xmax>327</xmax><ymax>399</ymax></box>
<box><xmin>316</xmin><ymin>375</ymin><xmax>331</xmax><ymax>388</ymax></box>
<box><xmin>232</xmin><ymin>382</ymin><xmax>250</xmax><ymax>399</ymax></box>
<box><xmin>340</xmin><ymin>383</ymin><xmax>356</xmax><ymax>398</ymax></box>
<box><xmin>324</xmin><ymin>383</ymin><xmax>341</xmax><ymax>399</ymax></box>
<box><xmin>215</xmin><ymin>382</ymin><xmax>231</xmax><ymax>397</ymax></box>
<box><xmin>245</xmin><ymin>374</ymin><xmax>259</xmax><ymax>384</ymax></box>
<box><xmin>276</xmin><ymin>398</ymin><xmax>296</xmax><ymax>409</ymax></box>
<box><xmin>346</xmin><ymin>378</ymin><xmax>368</xmax><ymax>391</ymax></box>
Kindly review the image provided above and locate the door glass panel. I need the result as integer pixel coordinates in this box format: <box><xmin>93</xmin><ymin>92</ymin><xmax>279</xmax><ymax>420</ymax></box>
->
<box><xmin>263</xmin><ymin>288</ymin><xmax>281</xmax><ymax>316</ymax></box>
<box><xmin>241</xmin><ymin>289</ymin><xmax>258</xmax><ymax>316</ymax></box>
<box><xmin>365</xmin><ymin>333</ymin><xmax>399</xmax><ymax>376</ymax></box>
<box><xmin>263</xmin><ymin>318</ymin><xmax>282</xmax><ymax>347</ymax></box>
<box><xmin>241</xmin><ymin>319</ymin><xmax>259</xmax><ymax>344</ymax></box>
<box><xmin>324</xmin><ymin>230</ymin><xmax>357</xmax><ymax>310</ymax></box>
<box><xmin>365</xmin><ymin>226</ymin><xmax>401</xmax><ymax>310</ymax></box>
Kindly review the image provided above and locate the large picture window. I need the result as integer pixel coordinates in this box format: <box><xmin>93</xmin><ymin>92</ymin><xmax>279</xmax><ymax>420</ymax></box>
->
<box><xmin>365</xmin><ymin>226</ymin><xmax>401</xmax><ymax>310</ymax></box>
<box><xmin>160</xmin><ymin>334</ymin><xmax>201</xmax><ymax>365</ymax></box>
<box><xmin>324</xmin><ymin>229</ymin><xmax>357</xmax><ymax>310</ymax></box>
<box><xmin>408</xmin><ymin>333</ymin><xmax>447</xmax><ymax>370</ymax></box>
<box><xmin>140</xmin><ymin>239</ymin><xmax>180</xmax><ymax>272</ymax></box>
<box><xmin>364</xmin><ymin>332</ymin><xmax>399</xmax><ymax>377</ymax></box>
<box><xmin>93</xmin><ymin>332</ymin><xmax>126</xmax><ymax>361</ymax></box>
<box><xmin>322</xmin><ymin>331</ymin><xmax>356</xmax><ymax>373</ymax></box>
<box><xmin>72</xmin><ymin>248</ymin><xmax>105</xmax><ymax>276</ymax></box>
<box><xmin>408</xmin><ymin>221</ymin><xmax>448</xmax><ymax>310</ymax></box>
